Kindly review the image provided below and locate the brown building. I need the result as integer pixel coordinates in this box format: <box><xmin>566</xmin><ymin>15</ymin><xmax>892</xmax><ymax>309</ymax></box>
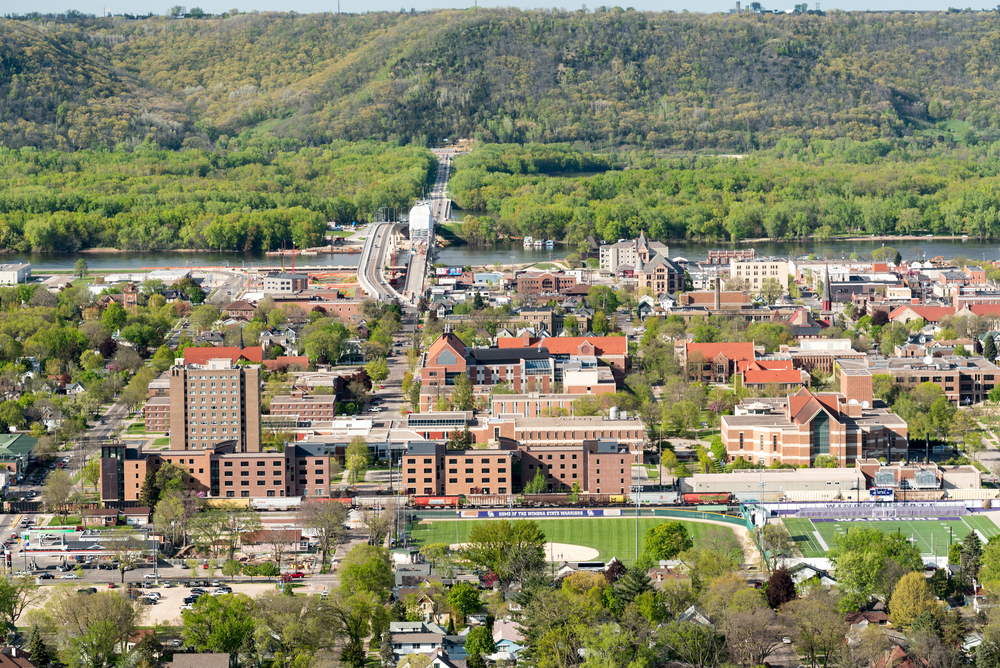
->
<box><xmin>837</xmin><ymin>355</ymin><xmax>1000</xmax><ymax>406</ymax></box>
<box><xmin>720</xmin><ymin>367</ymin><xmax>908</xmax><ymax>468</ymax></box>
<box><xmin>144</xmin><ymin>396</ymin><xmax>170</xmax><ymax>432</ymax></box>
<box><xmin>224</xmin><ymin>300</ymin><xmax>256</xmax><ymax>320</ymax></box>
<box><xmin>515</xmin><ymin>272</ymin><xmax>577</xmax><ymax>301</ymax></box>
<box><xmin>498</xmin><ymin>334</ymin><xmax>629</xmax><ymax>370</ymax></box>
<box><xmin>101</xmin><ymin>441</ymin><xmax>331</xmax><ymax>504</ymax></box>
<box><xmin>269</xmin><ymin>392</ymin><xmax>338</xmax><ymax>421</ymax></box>
<box><xmin>168</xmin><ymin>359</ymin><xmax>262</xmax><ymax>452</ymax></box>
<box><xmin>679</xmin><ymin>341</ymin><xmax>759</xmax><ymax>383</ymax></box>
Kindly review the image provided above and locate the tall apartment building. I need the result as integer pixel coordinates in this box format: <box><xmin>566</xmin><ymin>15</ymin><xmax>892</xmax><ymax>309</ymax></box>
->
<box><xmin>169</xmin><ymin>359</ymin><xmax>262</xmax><ymax>452</ymax></box>
<box><xmin>599</xmin><ymin>232</ymin><xmax>668</xmax><ymax>273</ymax></box>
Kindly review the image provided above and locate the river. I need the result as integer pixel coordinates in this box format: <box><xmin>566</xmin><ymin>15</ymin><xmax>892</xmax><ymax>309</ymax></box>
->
<box><xmin>9</xmin><ymin>237</ymin><xmax>1000</xmax><ymax>273</ymax></box>
<box><xmin>435</xmin><ymin>238</ymin><xmax>1000</xmax><ymax>267</ymax></box>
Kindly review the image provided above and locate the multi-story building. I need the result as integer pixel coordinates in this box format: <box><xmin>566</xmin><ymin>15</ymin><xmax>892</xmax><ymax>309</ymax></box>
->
<box><xmin>144</xmin><ymin>396</ymin><xmax>170</xmax><ymax>432</ymax></box>
<box><xmin>0</xmin><ymin>263</ymin><xmax>30</xmax><ymax>285</ymax></box>
<box><xmin>599</xmin><ymin>232</ymin><xmax>668</xmax><ymax>273</ymax></box>
<box><xmin>100</xmin><ymin>441</ymin><xmax>332</xmax><ymax>505</ymax></box>
<box><xmin>720</xmin><ymin>377</ymin><xmax>908</xmax><ymax>468</ymax></box>
<box><xmin>836</xmin><ymin>355</ymin><xmax>1000</xmax><ymax>406</ymax></box>
<box><xmin>263</xmin><ymin>272</ymin><xmax>309</xmax><ymax>294</ymax></box>
<box><xmin>497</xmin><ymin>335</ymin><xmax>629</xmax><ymax>370</ymax></box>
<box><xmin>224</xmin><ymin>300</ymin><xmax>256</xmax><ymax>320</ymax></box>
<box><xmin>400</xmin><ymin>438</ymin><xmax>633</xmax><ymax>496</ymax></box>
<box><xmin>633</xmin><ymin>254</ymin><xmax>685</xmax><ymax>295</ymax></box>
<box><xmin>706</xmin><ymin>249</ymin><xmax>755</xmax><ymax>265</ymax></box>
<box><xmin>729</xmin><ymin>258</ymin><xmax>788</xmax><ymax>294</ymax></box>
<box><xmin>269</xmin><ymin>392</ymin><xmax>338</xmax><ymax>422</ymax></box>
<box><xmin>515</xmin><ymin>272</ymin><xmax>577</xmax><ymax>301</ymax></box>
<box><xmin>168</xmin><ymin>358</ymin><xmax>262</xmax><ymax>452</ymax></box>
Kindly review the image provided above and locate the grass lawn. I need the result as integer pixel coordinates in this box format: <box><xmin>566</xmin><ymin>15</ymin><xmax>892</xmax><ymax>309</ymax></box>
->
<box><xmin>48</xmin><ymin>516</ymin><xmax>82</xmax><ymax>526</ymax></box>
<box><xmin>784</xmin><ymin>515</ymin><xmax>1000</xmax><ymax>559</ymax></box>
<box><xmin>328</xmin><ymin>230</ymin><xmax>353</xmax><ymax>238</ymax></box>
<box><xmin>126</xmin><ymin>424</ymin><xmax>147</xmax><ymax>434</ymax></box>
<box><xmin>409</xmin><ymin>517</ymin><xmax>731</xmax><ymax>566</ymax></box>
<box><xmin>152</xmin><ymin>438</ymin><xmax>170</xmax><ymax>446</ymax></box>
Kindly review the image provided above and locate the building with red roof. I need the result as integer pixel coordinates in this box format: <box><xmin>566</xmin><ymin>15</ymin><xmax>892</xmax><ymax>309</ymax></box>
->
<box><xmin>737</xmin><ymin>360</ymin><xmax>810</xmax><ymax>391</ymax></box>
<box><xmin>263</xmin><ymin>356</ymin><xmax>309</xmax><ymax>371</ymax></box>
<box><xmin>888</xmin><ymin>305</ymin><xmax>956</xmax><ymax>324</ymax></box>
<box><xmin>680</xmin><ymin>342</ymin><xmax>759</xmax><ymax>383</ymax></box>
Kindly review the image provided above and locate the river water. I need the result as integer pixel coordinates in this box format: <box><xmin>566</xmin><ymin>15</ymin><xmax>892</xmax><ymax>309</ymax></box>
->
<box><xmin>435</xmin><ymin>238</ymin><xmax>1000</xmax><ymax>267</ymax></box>
<box><xmin>8</xmin><ymin>237</ymin><xmax>1000</xmax><ymax>272</ymax></box>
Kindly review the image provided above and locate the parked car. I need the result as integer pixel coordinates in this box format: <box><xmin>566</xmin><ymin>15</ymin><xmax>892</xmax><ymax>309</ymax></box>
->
<box><xmin>61</xmin><ymin>574</ymin><xmax>79</xmax><ymax>579</ymax></box>
<box><xmin>143</xmin><ymin>573</ymin><xmax>158</xmax><ymax>579</ymax></box>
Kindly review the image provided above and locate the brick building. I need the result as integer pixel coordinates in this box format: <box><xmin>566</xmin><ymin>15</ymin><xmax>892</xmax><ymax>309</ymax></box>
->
<box><xmin>679</xmin><ymin>341</ymin><xmax>759</xmax><ymax>383</ymax></box>
<box><xmin>269</xmin><ymin>392</ymin><xmax>338</xmax><ymax>421</ymax></box>
<box><xmin>224</xmin><ymin>300</ymin><xmax>256</xmax><ymax>320</ymax></box>
<box><xmin>515</xmin><ymin>272</ymin><xmax>577</xmax><ymax>301</ymax></box>
<box><xmin>144</xmin><ymin>396</ymin><xmax>170</xmax><ymax>432</ymax></box>
<box><xmin>100</xmin><ymin>441</ymin><xmax>332</xmax><ymax>504</ymax></box>
<box><xmin>837</xmin><ymin>355</ymin><xmax>1000</xmax><ymax>406</ymax></box>
<box><xmin>497</xmin><ymin>335</ymin><xmax>629</xmax><ymax>370</ymax></box>
<box><xmin>169</xmin><ymin>358</ymin><xmax>262</xmax><ymax>452</ymax></box>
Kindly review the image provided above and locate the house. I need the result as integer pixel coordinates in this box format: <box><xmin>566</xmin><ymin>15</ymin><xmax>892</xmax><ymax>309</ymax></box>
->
<box><xmin>888</xmin><ymin>305</ymin><xmax>956</xmax><ymax>325</ymax></box>
<box><xmin>123</xmin><ymin>507</ymin><xmax>153</xmax><ymax>526</ymax></box>
<box><xmin>196</xmin><ymin>332</ymin><xmax>225</xmax><ymax>345</ymax></box>
<box><xmin>0</xmin><ymin>434</ymin><xmax>37</xmax><ymax>475</ymax></box>
<box><xmin>491</xmin><ymin>619</ymin><xmax>526</xmax><ymax>661</ymax></box>
<box><xmin>844</xmin><ymin>611</ymin><xmax>889</xmax><ymax>626</ymax></box>
<box><xmin>65</xmin><ymin>382</ymin><xmax>86</xmax><ymax>397</ymax></box>
<box><xmin>224</xmin><ymin>301</ymin><xmax>256</xmax><ymax>320</ymax></box>
<box><xmin>82</xmin><ymin>509</ymin><xmax>119</xmax><ymax>526</ymax></box>
<box><xmin>0</xmin><ymin>647</ymin><xmax>36</xmax><ymax>668</ymax></box>
<box><xmin>678</xmin><ymin>605</ymin><xmax>713</xmax><ymax>627</ymax></box>
<box><xmin>126</xmin><ymin>629</ymin><xmax>155</xmax><ymax>653</ymax></box>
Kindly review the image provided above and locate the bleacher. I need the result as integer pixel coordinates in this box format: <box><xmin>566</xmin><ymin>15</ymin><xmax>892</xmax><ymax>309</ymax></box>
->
<box><xmin>795</xmin><ymin>504</ymin><xmax>969</xmax><ymax>520</ymax></box>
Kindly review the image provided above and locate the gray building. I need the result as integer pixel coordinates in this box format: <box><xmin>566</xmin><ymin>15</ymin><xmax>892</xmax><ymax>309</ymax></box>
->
<box><xmin>263</xmin><ymin>272</ymin><xmax>308</xmax><ymax>294</ymax></box>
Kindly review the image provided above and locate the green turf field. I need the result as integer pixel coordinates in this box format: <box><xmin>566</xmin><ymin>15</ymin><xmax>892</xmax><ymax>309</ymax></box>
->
<box><xmin>409</xmin><ymin>518</ymin><xmax>728</xmax><ymax>566</ymax></box>
<box><xmin>784</xmin><ymin>515</ymin><xmax>1000</xmax><ymax>558</ymax></box>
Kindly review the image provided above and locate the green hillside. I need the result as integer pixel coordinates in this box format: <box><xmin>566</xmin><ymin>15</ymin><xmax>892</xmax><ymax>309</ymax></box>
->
<box><xmin>6</xmin><ymin>9</ymin><xmax>1000</xmax><ymax>150</ymax></box>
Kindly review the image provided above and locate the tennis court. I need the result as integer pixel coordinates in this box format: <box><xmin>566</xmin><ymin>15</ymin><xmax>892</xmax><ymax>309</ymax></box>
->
<box><xmin>784</xmin><ymin>514</ymin><xmax>1000</xmax><ymax>558</ymax></box>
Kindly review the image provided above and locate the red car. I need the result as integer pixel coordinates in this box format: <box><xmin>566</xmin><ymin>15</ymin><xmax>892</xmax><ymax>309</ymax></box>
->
<box><xmin>108</xmin><ymin>582</ymin><xmax>116</xmax><ymax>589</ymax></box>
<box><xmin>288</xmin><ymin>572</ymin><xmax>305</xmax><ymax>579</ymax></box>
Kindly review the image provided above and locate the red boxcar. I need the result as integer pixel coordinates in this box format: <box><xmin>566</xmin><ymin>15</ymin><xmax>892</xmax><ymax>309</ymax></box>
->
<box><xmin>413</xmin><ymin>496</ymin><xmax>460</xmax><ymax>507</ymax></box>
<box><xmin>682</xmin><ymin>493</ymin><xmax>730</xmax><ymax>505</ymax></box>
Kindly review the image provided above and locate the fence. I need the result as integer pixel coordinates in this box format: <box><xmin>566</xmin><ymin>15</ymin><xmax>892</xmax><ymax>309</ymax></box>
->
<box><xmin>652</xmin><ymin>508</ymin><xmax>747</xmax><ymax>527</ymax></box>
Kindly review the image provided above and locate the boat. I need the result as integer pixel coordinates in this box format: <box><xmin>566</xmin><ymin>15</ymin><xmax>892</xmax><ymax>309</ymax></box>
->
<box><xmin>523</xmin><ymin>236</ymin><xmax>534</xmax><ymax>247</ymax></box>
<box><xmin>545</xmin><ymin>239</ymin><xmax>555</xmax><ymax>247</ymax></box>
<box><xmin>533</xmin><ymin>239</ymin><xmax>544</xmax><ymax>247</ymax></box>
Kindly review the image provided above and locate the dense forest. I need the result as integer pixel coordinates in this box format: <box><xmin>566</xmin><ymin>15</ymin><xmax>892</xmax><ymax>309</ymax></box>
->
<box><xmin>8</xmin><ymin>9</ymin><xmax>1000</xmax><ymax>150</ymax></box>
<box><xmin>450</xmin><ymin>140</ymin><xmax>1000</xmax><ymax>244</ymax></box>
<box><xmin>0</xmin><ymin>142</ymin><xmax>434</xmax><ymax>251</ymax></box>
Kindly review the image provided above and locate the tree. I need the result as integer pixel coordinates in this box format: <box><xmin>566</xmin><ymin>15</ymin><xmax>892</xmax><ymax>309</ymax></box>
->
<box><xmin>0</xmin><ymin>576</ymin><xmax>43</xmax><ymax>632</ymax></box>
<box><xmin>759</xmin><ymin>277</ymin><xmax>783</xmax><ymax>303</ymax></box>
<box><xmin>74</xmin><ymin>258</ymin><xmax>88</xmax><ymax>280</ymax></box>
<box><xmin>190</xmin><ymin>304</ymin><xmax>221</xmax><ymax>333</ymax></box>
<box><xmin>463</xmin><ymin>519</ymin><xmax>547</xmax><ymax>592</ymax></box>
<box><xmin>137</xmin><ymin>466</ymin><xmax>160</xmax><ymax>508</ymax></box>
<box><xmin>962</xmin><ymin>532</ymin><xmax>983</xmax><ymax>585</ymax></box>
<box><xmin>339</xmin><ymin>544</ymin><xmax>394</xmax><ymax>598</ymax></box>
<box><xmin>345</xmin><ymin>436</ymin><xmax>370</xmax><ymax>484</ymax></box>
<box><xmin>754</xmin><ymin>523</ymin><xmax>795</xmax><ymax>576</ymax></box>
<box><xmin>765</xmin><ymin>567</ymin><xmax>796</xmax><ymax>608</ymax></box>
<box><xmin>108</xmin><ymin>527</ymin><xmax>148</xmax><ymax>583</ymax></box>
<box><xmin>365</xmin><ymin>357</ymin><xmax>389</xmax><ymax>385</ymax></box>
<box><xmin>49</xmin><ymin>589</ymin><xmax>144</xmax><ymax>668</ymax></box>
<box><xmin>986</xmin><ymin>336</ymin><xmax>998</xmax><ymax>363</ymax></box>
<box><xmin>100</xmin><ymin>302</ymin><xmax>128</xmax><ymax>332</ymax></box>
<box><xmin>182</xmin><ymin>593</ymin><xmax>257</xmax><ymax>655</ymax></box>
<box><xmin>447</xmin><ymin>582</ymin><xmax>482</xmax><ymax>623</ymax></box>
<box><xmin>42</xmin><ymin>469</ymin><xmax>73</xmax><ymax>517</ymax></box>
<box><xmin>329</xmin><ymin>591</ymin><xmax>388</xmax><ymax>668</ymax></box>
<box><xmin>81</xmin><ymin>459</ymin><xmax>100</xmax><ymax>491</ymax></box>
<box><xmin>656</xmin><ymin>621</ymin><xmax>727</xmax><ymax>668</ymax></box>
<box><xmin>783</xmin><ymin>588</ymin><xmax>848</xmax><ymax>668</ymax></box>
<box><xmin>724</xmin><ymin>608</ymin><xmax>783</xmax><ymax>667</ymax></box>
<box><xmin>524</xmin><ymin>469</ymin><xmax>546</xmax><ymax>494</ymax></box>
<box><xmin>587</xmin><ymin>285</ymin><xmax>619</xmax><ymax>313</ymax></box>
<box><xmin>644</xmin><ymin>521</ymin><xmax>693</xmax><ymax>560</ymax></box>
<box><xmin>452</xmin><ymin>372</ymin><xmax>474</xmax><ymax>411</ymax></box>
<box><xmin>380</xmin><ymin>630</ymin><xmax>395</xmax><ymax>668</ymax></box>
<box><xmin>889</xmin><ymin>571</ymin><xmax>935</xmax><ymax>628</ymax></box>
<box><xmin>466</xmin><ymin>626</ymin><xmax>496</xmax><ymax>668</ymax></box>
<box><xmin>300</xmin><ymin>499</ymin><xmax>349</xmax><ymax>570</ymax></box>
<box><xmin>26</xmin><ymin>626</ymin><xmax>51</xmax><ymax>668</ymax></box>
<box><xmin>828</xmin><ymin>526</ymin><xmax>922</xmax><ymax>611</ymax></box>
<box><xmin>222</xmin><ymin>559</ymin><xmax>241</xmax><ymax>581</ymax></box>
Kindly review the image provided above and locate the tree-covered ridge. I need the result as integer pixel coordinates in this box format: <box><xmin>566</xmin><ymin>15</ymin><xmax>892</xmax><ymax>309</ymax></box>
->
<box><xmin>0</xmin><ymin>142</ymin><xmax>434</xmax><ymax>251</ymax></box>
<box><xmin>11</xmin><ymin>9</ymin><xmax>1000</xmax><ymax>149</ymax></box>
<box><xmin>449</xmin><ymin>139</ymin><xmax>1000</xmax><ymax>243</ymax></box>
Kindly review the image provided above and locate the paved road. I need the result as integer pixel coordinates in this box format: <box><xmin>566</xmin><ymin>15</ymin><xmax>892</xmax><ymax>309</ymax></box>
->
<box><xmin>207</xmin><ymin>273</ymin><xmax>245</xmax><ymax>306</ymax></box>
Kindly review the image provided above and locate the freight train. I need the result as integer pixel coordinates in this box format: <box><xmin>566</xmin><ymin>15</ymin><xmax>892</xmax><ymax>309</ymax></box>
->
<box><xmin>250</xmin><ymin>492</ymin><xmax>732</xmax><ymax>511</ymax></box>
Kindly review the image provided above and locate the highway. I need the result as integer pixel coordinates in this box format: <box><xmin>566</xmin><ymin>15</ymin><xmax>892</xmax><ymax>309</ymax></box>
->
<box><xmin>356</xmin><ymin>222</ymin><xmax>398</xmax><ymax>301</ymax></box>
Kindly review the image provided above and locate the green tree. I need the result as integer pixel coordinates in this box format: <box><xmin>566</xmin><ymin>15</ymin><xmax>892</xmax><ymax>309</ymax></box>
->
<box><xmin>644</xmin><ymin>521</ymin><xmax>693</xmax><ymax>560</ymax></box>
<box><xmin>828</xmin><ymin>526</ymin><xmax>922</xmax><ymax>611</ymax></box>
<box><xmin>0</xmin><ymin>576</ymin><xmax>42</xmax><ymax>631</ymax></box>
<box><xmin>339</xmin><ymin>544</ymin><xmax>394</xmax><ymax>598</ymax></box>
<box><xmin>345</xmin><ymin>436</ymin><xmax>370</xmax><ymax>484</ymax></box>
<box><xmin>182</xmin><ymin>593</ymin><xmax>257</xmax><ymax>655</ymax></box>
<box><xmin>524</xmin><ymin>468</ymin><xmax>546</xmax><ymax>494</ymax></box>
<box><xmin>587</xmin><ymin>285</ymin><xmax>619</xmax><ymax>313</ymax></box>
<box><xmin>452</xmin><ymin>372</ymin><xmax>474</xmax><ymax>411</ymax></box>
<box><xmin>465</xmin><ymin>626</ymin><xmax>496</xmax><ymax>668</ymax></box>
<box><xmin>26</xmin><ymin>626</ymin><xmax>51</xmax><ymax>668</ymax></box>
<box><xmin>74</xmin><ymin>258</ymin><xmax>88</xmax><ymax>280</ymax></box>
<box><xmin>463</xmin><ymin>519</ymin><xmax>547</xmax><ymax>592</ymax></box>
<box><xmin>447</xmin><ymin>582</ymin><xmax>482</xmax><ymax>623</ymax></box>
<box><xmin>365</xmin><ymin>357</ymin><xmax>389</xmax><ymax>385</ymax></box>
<box><xmin>222</xmin><ymin>559</ymin><xmax>242</xmax><ymax>581</ymax></box>
<box><xmin>100</xmin><ymin>302</ymin><xmax>128</xmax><ymax>332</ymax></box>
<box><xmin>986</xmin><ymin>336</ymin><xmax>998</xmax><ymax>363</ymax></box>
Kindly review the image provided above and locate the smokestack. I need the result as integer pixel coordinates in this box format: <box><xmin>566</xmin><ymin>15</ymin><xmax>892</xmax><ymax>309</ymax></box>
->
<box><xmin>714</xmin><ymin>277</ymin><xmax>721</xmax><ymax>311</ymax></box>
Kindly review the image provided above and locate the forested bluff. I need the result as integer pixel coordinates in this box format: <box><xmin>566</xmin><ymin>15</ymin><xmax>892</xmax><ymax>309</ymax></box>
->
<box><xmin>8</xmin><ymin>10</ymin><xmax>1000</xmax><ymax>251</ymax></box>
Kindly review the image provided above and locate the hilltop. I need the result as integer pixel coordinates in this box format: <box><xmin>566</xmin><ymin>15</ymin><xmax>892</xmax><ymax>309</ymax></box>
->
<box><xmin>4</xmin><ymin>9</ymin><xmax>1000</xmax><ymax>151</ymax></box>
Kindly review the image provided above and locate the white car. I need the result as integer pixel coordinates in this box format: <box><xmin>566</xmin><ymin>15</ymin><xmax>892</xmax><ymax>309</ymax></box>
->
<box><xmin>143</xmin><ymin>573</ymin><xmax>158</xmax><ymax>579</ymax></box>
<box><xmin>162</xmin><ymin>582</ymin><xmax>173</xmax><ymax>588</ymax></box>
<box><xmin>145</xmin><ymin>592</ymin><xmax>161</xmax><ymax>600</ymax></box>
<box><xmin>180</xmin><ymin>604</ymin><xmax>193</xmax><ymax>611</ymax></box>
<box><xmin>61</xmin><ymin>574</ymin><xmax>79</xmax><ymax>579</ymax></box>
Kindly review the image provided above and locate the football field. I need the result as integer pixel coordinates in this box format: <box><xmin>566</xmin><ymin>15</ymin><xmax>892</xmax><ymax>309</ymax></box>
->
<box><xmin>784</xmin><ymin>514</ymin><xmax>1000</xmax><ymax>558</ymax></box>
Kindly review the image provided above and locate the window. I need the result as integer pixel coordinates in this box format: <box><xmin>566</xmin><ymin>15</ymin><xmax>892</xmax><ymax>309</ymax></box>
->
<box><xmin>466</xmin><ymin>478</ymin><xmax>474</xmax><ymax>483</ymax></box>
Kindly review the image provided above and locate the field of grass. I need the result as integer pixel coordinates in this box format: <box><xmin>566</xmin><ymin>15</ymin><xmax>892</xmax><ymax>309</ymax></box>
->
<box><xmin>409</xmin><ymin>517</ymin><xmax>732</xmax><ymax>566</ymax></box>
<box><xmin>784</xmin><ymin>515</ymin><xmax>1000</xmax><ymax>559</ymax></box>
<box><xmin>48</xmin><ymin>516</ymin><xmax>81</xmax><ymax>526</ymax></box>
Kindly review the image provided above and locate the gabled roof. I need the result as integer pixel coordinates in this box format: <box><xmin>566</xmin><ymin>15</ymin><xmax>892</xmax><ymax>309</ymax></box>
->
<box><xmin>888</xmin><ymin>305</ymin><xmax>956</xmax><ymax>323</ymax></box>
<box><xmin>743</xmin><ymin>368</ymin><xmax>806</xmax><ymax>385</ymax></box>
<box><xmin>684</xmin><ymin>342</ymin><xmax>755</xmax><ymax>363</ymax></box>
<box><xmin>787</xmin><ymin>387</ymin><xmax>841</xmax><ymax>424</ymax></box>
<box><xmin>263</xmin><ymin>356</ymin><xmax>309</xmax><ymax>370</ymax></box>
<box><xmin>965</xmin><ymin>304</ymin><xmax>1000</xmax><ymax>317</ymax></box>
<box><xmin>225</xmin><ymin>300</ymin><xmax>255</xmax><ymax>311</ymax></box>
<box><xmin>427</xmin><ymin>334</ymin><xmax>468</xmax><ymax>361</ymax></box>
<box><xmin>498</xmin><ymin>336</ymin><xmax>627</xmax><ymax>357</ymax></box>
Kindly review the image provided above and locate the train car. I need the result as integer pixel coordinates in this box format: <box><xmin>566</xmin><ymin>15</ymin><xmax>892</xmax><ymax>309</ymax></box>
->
<box><xmin>354</xmin><ymin>496</ymin><xmax>407</xmax><ymax>509</ymax></box>
<box><xmin>682</xmin><ymin>493</ymin><xmax>731</xmax><ymax>505</ymax></box>
<box><xmin>250</xmin><ymin>497</ymin><xmax>301</xmax><ymax>511</ymax></box>
<box><xmin>636</xmin><ymin>492</ymin><xmax>679</xmax><ymax>505</ymax></box>
<box><xmin>205</xmin><ymin>497</ymin><xmax>253</xmax><ymax>509</ymax></box>
<box><xmin>413</xmin><ymin>496</ymin><xmax>460</xmax><ymax>508</ymax></box>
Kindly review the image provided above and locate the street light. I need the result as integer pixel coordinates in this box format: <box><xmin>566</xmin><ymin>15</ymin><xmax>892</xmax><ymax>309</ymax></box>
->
<box><xmin>631</xmin><ymin>484</ymin><xmax>642</xmax><ymax>561</ymax></box>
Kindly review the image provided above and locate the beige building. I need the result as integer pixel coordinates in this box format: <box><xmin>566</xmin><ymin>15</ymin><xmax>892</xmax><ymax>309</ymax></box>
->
<box><xmin>729</xmin><ymin>259</ymin><xmax>789</xmax><ymax>294</ymax></box>
<box><xmin>169</xmin><ymin>358</ymin><xmax>262</xmax><ymax>452</ymax></box>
